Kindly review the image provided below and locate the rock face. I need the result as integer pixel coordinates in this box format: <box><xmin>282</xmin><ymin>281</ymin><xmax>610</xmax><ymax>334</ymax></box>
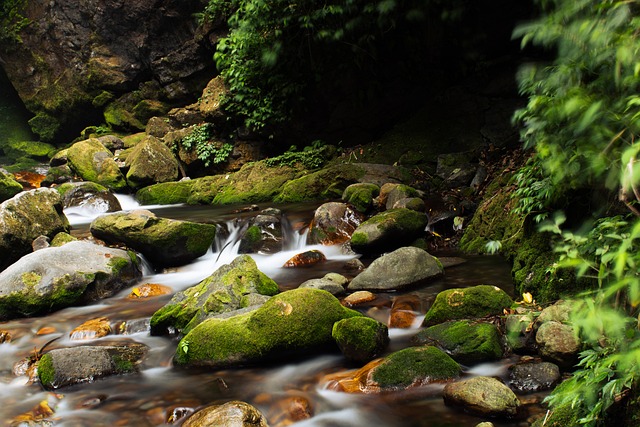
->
<box><xmin>124</xmin><ymin>135</ymin><xmax>179</xmax><ymax>189</ymax></box>
<box><xmin>174</xmin><ymin>288</ymin><xmax>361</xmax><ymax>368</ymax></box>
<box><xmin>182</xmin><ymin>401</ymin><xmax>268</xmax><ymax>427</ymax></box>
<box><xmin>348</xmin><ymin>246</ymin><xmax>443</xmax><ymax>291</ymax></box>
<box><xmin>0</xmin><ymin>188</ymin><xmax>69</xmax><ymax>272</ymax></box>
<box><xmin>443</xmin><ymin>376</ymin><xmax>520</xmax><ymax>418</ymax></box>
<box><xmin>90</xmin><ymin>210</ymin><xmax>217</xmax><ymax>267</ymax></box>
<box><xmin>150</xmin><ymin>255</ymin><xmax>279</xmax><ymax>335</ymax></box>
<box><xmin>0</xmin><ymin>241</ymin><xmax>141</xmax><ymax>320</ymax></box>
<box><xmin>350</xmin><ymin>208</ymin><xmax>429</xmax><ymax>254</ymax></box>
<box><xmin>1</xmin><ymin>0</ymin><xmax>215</xmax><ymax>141</ymax></box>
<box><xmin>238</xmin><ymin>212</ymin><xmax>283</xmax><ymax>254</ymax></box>
<box><xmin>422</xmin><ymin>285</ymin><xmax>513</xmax><ymax>326</ymax></box>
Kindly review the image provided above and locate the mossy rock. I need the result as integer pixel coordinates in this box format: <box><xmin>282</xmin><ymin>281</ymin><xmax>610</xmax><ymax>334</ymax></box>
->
<box><xmin>412</xmin><ymin>320</ymin><xmax>503</xmax><ymax>364</ymax></box>
<box><xmin>27</xmin><ymin>112</ymin><xmax>61</xmax><ymax>142</ymax></box>
<box><xmin>135</xmin><ymin>179</ymin><xmax>196</xmax><ymax>205</ymax></box>
<box><xmin>332</xmin><ymin>316</ymin><xmax>389</xmax><ymax>363</ymax></box>
<box><xmin>341</xmin><ymin>183</ymin><xmax>380</xmax><ymax>213</ymax></box>
<box><xmin>50</xmin><ymin>232</ymin><xmax>77</xmax><ymax>247</ymax></box>
<box><xmin>5</xmin><ymin>140</ymin><xmax>56</xmax><ymax>160</ymax></box>
<box><xmin>350</xmin><ymin>208</ymin><xmax>429</xmax><ymax>255</ymax></box>
<box><xmin>0</xmin><ymin>170</ymin><xmax>23</xmax><ymax>202</ymax></box>
<box><xmin>150</xmin><ymin>255</ymin><xmax>279</xmax><ymax>335</ymax></box>
<box><xmin>422</xmin><ymin>285</ymin><xmax>513</xmax><ymax>326</ymax></box>
<box><xmin>275</xmin><ymin>164</ymin><xmax>365</xmax><ymax>203</ymax></box>
<box><xmin>369</xmin><ymin>346</ymin><xmax>461</xmax><ymax>389</ymax></box>
<box><xmin>66</xmin><ymin>138</ymin><xmax>128</xmax><ymax>191</ymax></box>
<box><xmin>125</xmin><ymin>135</ymin><xmax>179</xmax><ymax>189</ymax></box>
<box><xmin>174</xmin><ymin>288</ymin><xmax>362</xmax><ymax>368</ymax></box>
<box><xmin>214</xmin><ymin>162</ymin><xmax>302</xmax><ymax>204</ymax></box>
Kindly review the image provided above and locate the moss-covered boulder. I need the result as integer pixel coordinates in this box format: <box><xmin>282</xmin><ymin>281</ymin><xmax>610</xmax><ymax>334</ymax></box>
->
<box><xmin>348</xmin><ymin>246</ymin><xmax>443</xmax><ymax>291</ymax></box>
<box><xmin>66</xmin><ymin>138</ymin><xmax>128</xmax><ymax>191</ymax></box>
<box><xmin>56</xmin><ymin>181</ymin><xmax>122</xmax><ymax>212</ymax></box>
<box><xmin>0</xmin><ymin>170</ymin><xmax>23</xmax><ymax>202</ymax></box>
<box><xmin>182</xmin><ymin>401</ymin><xmax>268</xmax><ymax>427</ymax></box>
<box><xmin>443</xmin><ymin>376</ymin><xmax>521</xmax><ymax>418</ymax></box>
<box><xmin>412</xmin><ymin>320</ymin><xmax>503</xmax><ymax>364</ymax></box>
<box><xmin>37</xmin><ymin>343</ymin><xmax>147</xmax><ymax>389</ymax></box>
<box><xmin>90</xmin><ymin>210</ymin><xmax>216</xmax><ymax>267</ymax></box>
<box><xmin>384</xmin><ymin>184</ymin><xmax>420</xmax><ymax>210</ymax></box>
<box><xmin>125</xmin><ymin>135</ymin><xmax>179</xmax><ymax>189</ymax></box>
<box><xmin>150</xmin><ymin>255</ymin><xmax>279</xmax><ymax>335</ymax></box>
<box><xmin>174</xmin><ymin>288</ymin><xmax>362</xmax><ymax>368</ymax></box>
<box><xmin>350</xmin><ymin>208</ymin><xmax>428</xmax><ymax>255</ymax></box>
<box><xmin>275</xmin><ymin>164</ymin><xmax>365</xmax><ymax>203</ymax></box>
<box><xmin>135</xmin><ymin>179</ymin><xmax>196</xmax><ymax>205</ymax></box>
<box><xmin>422</xmin><ymin>285</ymin><xmax>513</xmax><ymax>326</ymax></box>
<box><xmin>0</xmin><ymin>188</ymin><xmax>69</xmax><ymax>272</ymax></box>
<box><xmin>0</xmin><ymin>241</ymin><xmax>141</xmax><ymax>320</ymax></box>
<box><xmin>4</xmin><ymin>140</ymin><xmax>56</xmax><ymax>161</ymax></box>
<box><xmin>535</xmin><ymin>321</ymin><xmax>580</xmax><ymax>368</ymax></box>
<box><xmin>342</xmin><ymin>183</ymin><xmax>380</xmax><ymax>213</ymax></box>
<box><xmin>332</xmin><ymin>316</ymin><xmax>389</xmax><ymax>363</ymax></box>
<box><xmin>367</xmin><ymin>346</ymin><xmax>461</xmax><ymax>390</ymax></box>
<box><xmin>307</xmin><ymin>202</ymin><xmax>365</xmax><ymax>245</ymax></box>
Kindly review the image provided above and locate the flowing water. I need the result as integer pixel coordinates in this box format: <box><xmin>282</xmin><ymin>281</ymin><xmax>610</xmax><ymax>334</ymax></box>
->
<box><xmin>0</xmin><ymin>197</ymin><xmax>543</xmax><ymax>426</ymax></box>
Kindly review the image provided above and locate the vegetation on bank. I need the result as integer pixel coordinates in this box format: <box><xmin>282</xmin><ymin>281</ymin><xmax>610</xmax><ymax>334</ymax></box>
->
<box><xmin>0</xmin><ymin>0</ymin><xmax>28</xmax><ymax>45</ymax></box>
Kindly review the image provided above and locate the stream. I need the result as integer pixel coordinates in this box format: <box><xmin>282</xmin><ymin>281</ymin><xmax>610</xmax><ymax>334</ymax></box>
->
<box><xmin>0</xmin><ymin>197</ymin><xmax>542</xmax><ymax>426</ymax></box>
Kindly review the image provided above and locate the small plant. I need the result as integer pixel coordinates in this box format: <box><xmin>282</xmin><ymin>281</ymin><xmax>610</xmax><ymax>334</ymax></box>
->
<box><xmin>265</xmin><ymin>142</ymin><xmax>328</xmax><ymax>169</ymax></box>
<box><xmin>178</xmin><ymin>124</ymin><xmax>234</xmax><ymax>167</ymax></box>
<box><xmin>179</xmin><ymin>339</ymin><xmax>190</xmax><ymax>355</ymax></box>
<box><xmin>0</xmin><ymin>0</ymin><xmax>29</xmax><ymax>45</ymax></box>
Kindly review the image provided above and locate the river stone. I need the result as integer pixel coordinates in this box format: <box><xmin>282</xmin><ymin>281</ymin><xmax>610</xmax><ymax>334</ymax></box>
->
<box><xmin>389</xmin><ymin>295</ymin><xmax>422</xmax><ymax>328</ymax></box>
<box><xmin>385</xmin><ymin>184</ymin><xmax>420</xmax><ymax>210</ymax></box>
<box><xmin>125</xmin><ymin>135</ymin><xmax>179</xmax><ymax>189</ymax></box>
<box><xmin>37</xmin><ymin>342</ymin><xmax>148</xmax><ymax>390</ymax></box>
<box><xmin>299</xmin><ymin>273</ymin><xmax>348</xmax><ymax>295</ymax></box>
<box><xmin>90</xmin><ymin>210</ymin><xmax>217</xmax><ymax>267</ymax></box>
<box><xmin>348</xmin><ymin>247</ymin><xmax>443</xmax><ymax>291</ymax></box>
<box><xmin>0</xmin><ymin>169</ymin><xmax>22</xmax><ymax>202</ymax></box>
<box><xmin>537</xmin><ymin>299</ymin><xmax>573</xmax><ymax>324</ymax></box>
<box><xmin>56</xmin><ymin>181</ymin><xmax>122</xmax><ymax>212</ymax></box>
<box><xmin>509</xmin><ymin>359</ymin><xmax>561</xmax><ymax>392</ymax></box>
<box><xmin>0</xmin><ymin>188</ymin><xmax>69</xmax><ymax>272</ymax></box>
<box><xmin>307</xmin><ymin>202</ymin><xmax>365</xmax><ymax>245</ymax></box>
<box><xmin>412</xmin><ymin>320</ymin><xmax>503</xmax><ymax>364</ymax></box>
<box><xmin>174</xmin><ymin>288</ymin><xmax>362</xmax><ymax>368</ymax></box>
<box><xmin>238</xmin><ymin>213</ymin><xmax>283</xmax><ymax>254</ymax></box>
<box><xmin>350</xmin><ymin>208</ymin><xmax>429</xmax><ymax>255</ymax></box>
<box><xmin>443</xmin><ymin>376</ymin><xmax>521</xmax><ymax>418</ymax></box>
<box><xmin>66</xmin><ymin>138</ymin><xmax>128</xmax><ymax>191</ymax></box>
<box><xmin>422</xmin><ymin>285</ymin><xmax>513</xmax><ymax>326</ymax></box>
<box><xmin>535</xmin><ymin>321</ymin><xmax>580</xmax><ymax>367</ymax></box>
<box><xmin>341</xmin><ymin>183</ymin><xmax>380</xmax><ymax>213</ymax></box>
<box><xmin>151</xmin><ymin>255</ymin><xmax>278</xmax><ymax>335</ymax></box>
<box><xmin>182</xmin><ymin>401</ymin><xmax>268</xmax><ymax>427</ymax></box>
<box><xmin>332</xmin><ymin>316</ymin><xmax>389</xmax><ymax>363</ymax></box>
<box><xmin>0</xmin><ymin>240</ymin><xmax>141</xmax><ymax>320</ymax></box>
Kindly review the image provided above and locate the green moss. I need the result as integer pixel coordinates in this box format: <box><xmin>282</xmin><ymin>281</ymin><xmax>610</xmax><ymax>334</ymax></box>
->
<box><xmin>135</xmin><ymin>180</ymin><xmax>195</xmax><ymax>205</ymax></box>
<box><xmin>342</xmin><ymin>183</ymin><xmax>380</xmax><ymax>212</ymax></box>
<box><xmin>6</xmin><ymin>140</ymin><xmax>56</xmax><ymax>159</ymax></box>
<box><xmin>112</xmin><ymin>355</ymin><xmax>135</xmax><ymax>373</ymax></box>
<box><xmin>55</xmin><ymin>181</ymin><xmax>108</xmax><ymax>199</ymax></box>
<box><xmin>27</xmin><ymin>112</ymin><xmax>60</xmax><ymax>142</ymax></box>
<box><xmin>21</xmin><ymin>272</ymin><xmax>42</xmax><ymax>288</ymax></box>
<box><xmin>92</xmin><ymin>90</ymin><xmax>115</xmax><ymax>108</ymax></box>
<box><xmin>332</xmin><ymin>316</ymin><xmax>389</xmax><ymax>362</ymax></box>
<box><xmin>50</xmin><ymin>232</ymin><xmax>77</xmax><ymax>247</ymax></box>
<box><xmin>275</xmin><ymin>164</ymin><xmax>365</xmax><ymax>203</ymax></box>
<box><xmin>422</xmin><ymin>285</ymin><xmax>513</xmax><ymax>326</ymax></box>
<box><xmin>0</xmin><ymin>171</ymin><xmax>22</xmax><ymax>202</ymax></box>
<box><xmin>371</xmin><ymin>346</ymin><xmax>461</xmax><ymax>389</ymax></box>
<box><xmin>531</xmin><ymin>402</ymin><xmax>580</xmax><ymax>427</ymax></box>
<box><xmin>37</xmin><ymin>353</ymin><xmax>55</xmax><ymax>387</ymax></box>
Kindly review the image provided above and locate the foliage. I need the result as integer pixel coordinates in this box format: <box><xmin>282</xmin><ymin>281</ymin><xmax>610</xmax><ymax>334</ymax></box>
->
<box><xmin>265</xmin><ymin>141</ymin><xmax>328</xmax><ymax>169</ymax></box>
<box><xmin>178</xmin><ymin>124</ymin><xmax>234</xmax><ymax>167</ymax></box>
<box><xmin>0</xmin><ymin>0</ymin><xmax>29</xmax><ymax>45</ymax></box>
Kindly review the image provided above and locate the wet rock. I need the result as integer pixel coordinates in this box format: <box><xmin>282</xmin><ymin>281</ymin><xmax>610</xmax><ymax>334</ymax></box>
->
<box><xmin>509</xmin><ymin>359</ymin><xmax>561</xmax><ymax>392</ymax></box>
<box><xmin>0</xmin><ymin>241</ymin><xmax>141</xmax><ymax>320</ymax></box>
<box><xmin>343</xmin><ymin>258</ymin><xmax>365</xmax><ymax>271</ymax></box>
<box><xmin>436</xmin><ymin>152</ymin><xmax>477</xmax><ymax>188</ymax></box>
<box><xmin>128</xmin><ymin>283</ymin><xmax>172</xmax><ymax>299</ymax></box>
<box><xmin>385</xmin><ymin>184</ymin><xmax>420</xmax><ymax>210</ymax></box>
<box><xmin>90</xmin><ymin>210</ymin><xmax>217</xmax><ymax>267</ymax></box>
<box><xmin>182</xmin><ymin>401</ymin><xmax>268</xmax><ymax>427</ymax></box>
<box><xmin>299</xmin><ymin>273</ymin><xmax>348</xmax><ymax>295</ymax></box>
<box><xmin>422</xmin><ymin>285</ymin><xmax>513</xmax><ymax>326</ymax></box>
<box><xmin>388</xmin><ymin>295</ymin><xmax>422</xmax><ymax>328</ymax></box>
<box><xmin>42</xmin><ymin>164</ymin><xmax>75</xmax><ymax>187</ymax></box>
<box><xmin>0</xmin><ymin>169</ymin><xmax>23</xmax><ymax>202</ymax></box>
<box><xmin>0</xmin><ymin>188</ymin><xmax>69</xmax><ymax>272</ymax></box>
<box><xmin>117</xmin><ymin>318</ymin><xmax>151</xmax><ymax>335</ymax></box>
<box><xmin>56</xmin><ymin>181</ymin><xmax>122</xmax><ymax>213</ymax></box>
<box><xmin>0</xmin><ymin>329</ymin><xmax>11</xmax><ymax>343</ymax></box>
<box><xmin>174</xmin><ymin>288</ymin><xmax>361</xmax><ymax>368</ymax></box>
<box><xmin>341</xmin><ymin>183</ymin><xmax>380</xmax><ymax>213</ymax></box>
<box><xmin>475</xmin><ymin>422</ymin><xmax>495</xmax><ymax>427</ymax></box>
<box><xmin>307</xmin><ymin>202</ymin><xmax>365</xmax><ymax>245</ymax></box>
<box><xmin>342</xmin><ymin>291</ymin><xmax>376</xmax><ymax>306</ymax></box>
<box><xmin>70</xmin><ymin>317</ymin><xmax>112</xmax><ymax>340</ymax></box>
<box><xmin>66</xmin><ymin>138</ymin><xmax>128</xmax><ymax>191</ymax></box>
<box><xmin>239</xmin><ymin>213</ymin><xmax>283</xmax><ymax>254</ymax></box>
<box><xmin>535</xmin><ymin>321</ymin><xmax>580</xmax><ymax>367</ymax></box>
<box><xmin>443</xmin><ymin>376</ymin><xmax>520</xmax><ymax>418</ymax></box>
<box><xmin>125</xmin><ymin>135</ymin><xmax>180</xmax><ymax>189</ymax></box>
<box><xmin>375</xmin><ymin>182</ymin><xmax>400</xmax><ymax>208</ymax></box>
<box><xmin>391</xmin><ymin>197</ymin><xmax>425</xmax><ymax>211</ymax></box>
<box><xmin>413</xmin><ymin>320</ymin><xmax>503</xmax><ymax>364</ymax></box>
<box><xmin>332</xmin><ymin>316</ymin><xmax>389</xmax><ymax>363</ymax></box>
<box><xmin>537</xmin><ymin>300</ymin><xmax>573</xmax><ymax>324</ymax></box>
<box><xmin>37</xmin><ymin>342</ymin><xmax>148</xmax><ymax>389</ymax></box>
<box><xmin>349</xmin><ymin>247</ymin><xmax>443</xmax><ymax>291</ymax></box>
<box><xmin>150</xmin><ymin>255</ymin><xmax>278</xmax><ymax>335</ymax></box>
<box><xmin>282</xmin><ymin>250</ymin><xmax>327</xmax><ymax>268</ymax></box>
<box><xmin>261</xmin><ymin>395</ymin><xmax>313</xmax><ymax>427</ymax></box>
<box><xmin>350</xmin><ymin>208</ymin><xmax>429</xmax><ymax>255</ymax></box>
<box><xmin>8</xmin><ymin>393</ymin><xmax>62</xmax><ymax>426</ymax></box>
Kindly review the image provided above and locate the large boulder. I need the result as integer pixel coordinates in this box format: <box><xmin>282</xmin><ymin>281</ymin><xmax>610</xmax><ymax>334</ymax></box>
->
<box><xmin>307</xmin><ymin>202</ymin><xmax>365</xmax><ymax>245</ymax></box>
<box><xmin>182</xmin><ymin>401</ymin><xmax>268</xmax><ymax>427</ymax></box>
<box><xmin>412</xmin><ymin>320</ymin><xmax>503</xmax><ymax>364</ymax></box>
<box><xmin>443</xmin><ymin>376</ymin><xmax>521</xmax><ymax>418</ymax></box>
<box><xmin>37</xmin><ymin>343</ymin><xmax>148</xmax><ymax>389</ymax></box>
<box><xmin>125</xmin><ymin>135</ymin><xmax>179</xmax><ymax>189</ymax></box>
<box><xmin>0</xmin><ymin>188</ymin><xmax>69</xmax><ymax>272</ymax></box>
<box><xmin>90</xmin><ymin>210</ymin><xmax>216</xmax><ymax>267</ymax></box>
<box><xmin>150</xmin><ymin>255</ymin><xmax>279</xmax><ymax>335</ymax></box>
<box><xmin>174</xmin><ymin>288</ymin><xmax>362</xmax><ymax>368</ymax></box>
<box><xmin>422</xmin><ymin>285</ymin><xmax>513</xmax><ymax>326</ymax></box>
<box><xmin>350</xmin><ymin>208</ymin><xmax>429</xmax><ymax>254</ymax></box>
<box><xmin>0</xmin><ymin>170</ymin><xmax>23</xmax><ymax>202</ymax></box>
<box><xmin>535</xmin><ymin>321</ymin><xmax>580</xmax><ymax>367</ymax></box>
<box><xmin>0</xmin><ymin>241</ymin><xmax>141</xmax><ymax>320</ymax></box>
<box><xmin>66</xmin><ymin>138</ymin><xmax>128</xmax><ymax>191</ymax></box>
<box><xmin>348</xmin><ymin>246</ymin><xmax>443</xmax><ymax>291</ymax></box>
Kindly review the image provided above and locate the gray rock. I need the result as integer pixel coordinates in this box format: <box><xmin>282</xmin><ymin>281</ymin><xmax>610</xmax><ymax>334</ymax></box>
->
<box><xmin>509</xmin><ymin>360</ymin><xmax>561</xmax><ymax>392</ymax></box>
<box><xmin>182</xmin><ymin>401</ymin><xmax>268</xmax><ymax>427</ymax></box>
<box><xmin>536</xmin><ymin>321</ymin><xmax>580</xmax><ymax>367</ymax></box>
<box><xmin>350</xmin><ymin>208</ymin><xmax>429</xmax><ymax>255</ymax></box>
<box><xmin>348</xmin><ymin>247</ymin><xmax>443</xmax><ymax>291</ymax></box>
<box><xmin>385</xmin><ymin>184</ymin><xmax>420</xmax><ymax>210</ymax></box>
<box><xmin>125</xmin><ymin>135</ymin><xmax>180</xmax><ymax>189</ymax></box>
<box><xmin>300</xmin><ymin>273</ymin><xmax>348</xmax><ymax>295</ymax></box>
<box><xmin>443</xmin><ymin>376</ymin><xmax>521</xmax><ymax>418</ymax></box>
